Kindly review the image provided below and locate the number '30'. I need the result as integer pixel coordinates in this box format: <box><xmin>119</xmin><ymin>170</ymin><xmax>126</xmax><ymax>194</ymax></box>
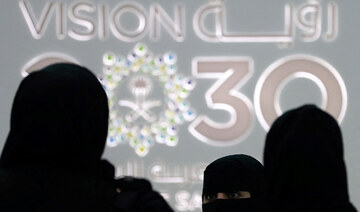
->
<box><xmin>189</xmin><ymin>55</ymin><xmax>347</xmax><ymax>146</ymax></box>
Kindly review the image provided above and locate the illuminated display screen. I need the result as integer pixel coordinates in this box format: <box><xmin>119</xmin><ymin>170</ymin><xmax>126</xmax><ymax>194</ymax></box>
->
<box><xmin>0</xmin><ymin>0</ymin><xmax>360</xmax><ymax>211</ymax></box>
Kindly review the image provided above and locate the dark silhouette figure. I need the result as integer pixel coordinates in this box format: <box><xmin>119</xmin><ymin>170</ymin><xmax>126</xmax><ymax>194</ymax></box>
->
<box><xmin>0</xmin><ymin>63</ymin><xmax>173</xmax><ymax>212</ymax></box>
<box><xmin>0</xmin><ymin>63</ymin><xmax>113</xmax><ymax>211</ymax></box>
<box><xmin>264</xmin><ymin>105</ymin><xmax>357</xmax><ymax>212</ymax></box>
<box><xmin>202</xmin><ymin>154</ymin><xmax>265</xmax><ymax>212</ymax></box>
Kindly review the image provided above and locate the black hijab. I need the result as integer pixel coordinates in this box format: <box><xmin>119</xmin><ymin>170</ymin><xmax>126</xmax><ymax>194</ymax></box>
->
<box><xmin>0</xmin><ymin>63</ymin><xmax>109</xmax><ymax>175</ymax></box>
<box><xmin>264</xmin><ymin>105</ymin><xmax>357</xmax><ymax>212</ymax></box>
<box><xmin>202</xmin><ymin>154</ymin><xmax>265</xmax><ymax>212</ymax></box>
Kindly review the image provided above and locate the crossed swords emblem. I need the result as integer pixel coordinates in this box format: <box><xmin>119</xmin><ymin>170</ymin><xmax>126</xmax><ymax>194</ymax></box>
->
<box><xmin>118</xmin><ymin>75</ymin><xmax>162</xmax><ymax>123</ymax></box>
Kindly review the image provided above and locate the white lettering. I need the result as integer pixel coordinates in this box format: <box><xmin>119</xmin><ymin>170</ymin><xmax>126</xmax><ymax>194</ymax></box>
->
<box><xmin>149</xmin><ymin>3</ymin><xmax>185</xmax><ymax>42</ymax></box>
<box><xmin>19</xmin><ymin>0</ymin><xmax>55</xmax><ymax>39</ymax></box>
<box><xmin>56</xmin><ymin>3</ymin><xmax>66</xmax><ymax>40</ymax></box>
<box><xmin>68</xmin><ymin>1</ymin><xmax>96</xmax><ymax>41</ymax></box>
<box><xmin>110</xmin><ymin>2</ymin><xmax>147</xmax><ymax>42</ymax></box>
<box><xmin>297</xmin><ymin>0</ymin><xmax>321</xmax><ymax>42</ymax></box>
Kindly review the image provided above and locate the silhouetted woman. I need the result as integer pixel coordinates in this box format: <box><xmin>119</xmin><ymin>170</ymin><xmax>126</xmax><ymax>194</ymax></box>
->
<box><xmin>0</xmin><ymin>63</ymin><xmax>115</xmax><ymax>211</ymax></box>
<box><xmin>202</xmin><ymin>154</ymin><xmax>265</xmax><ymax>212</ymax></box>
<box><xmin>0</xmin><ymin>63</ymin><xmax>173</xmax><ymax>211</ymax></box>
<box><xmin>264</xmin><ymin>105</ymin><xmax>357</xmax><ymax>212</ymax></box>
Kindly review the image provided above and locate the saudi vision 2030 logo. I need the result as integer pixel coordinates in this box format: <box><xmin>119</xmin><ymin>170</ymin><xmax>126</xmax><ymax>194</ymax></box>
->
<box><xmin>100</xmin><ymin>44</ymin><xmax>196</xmax><ymax>157</ymax></box>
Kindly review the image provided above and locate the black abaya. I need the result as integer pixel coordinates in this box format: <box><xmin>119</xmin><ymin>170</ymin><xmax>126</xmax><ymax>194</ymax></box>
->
<box><xmin>0</xmin><ymin>63</ymin><xmax>115</xmax><ymax>211</ymax></box>
<box><xmin>264</xmin><ymin>105</ymin><xmax>357</xmax><ymax>212</ymax></box>
<box><xmin>202</xmin><ymin>154</ymin><xmax>266</xmax><ymax>212</ymax></box>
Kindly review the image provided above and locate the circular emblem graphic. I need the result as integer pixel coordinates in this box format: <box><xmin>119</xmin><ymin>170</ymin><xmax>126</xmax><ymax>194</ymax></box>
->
<box><xmin>100</xmin><ymin>43</ymin><xmax>196</xmax><ymax>157</ymax></box>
